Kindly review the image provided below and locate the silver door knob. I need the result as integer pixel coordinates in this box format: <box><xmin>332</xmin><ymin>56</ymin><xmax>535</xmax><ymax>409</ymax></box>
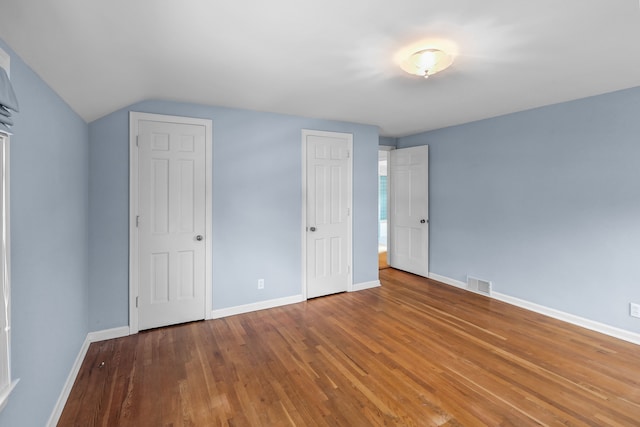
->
<box><xmin>196</xmin><ymin>235</ymin><xmax>203</xmax><ymax>241</ymax></box>
<box><xmin>310</xmin><ymin>227</ymin><xmax>316</xmax><ymax>232</ymax></box>
<box><xmin>420</xmin><ymin>219</ymin><xmax>426</xmax><ymax>224</ymax></box>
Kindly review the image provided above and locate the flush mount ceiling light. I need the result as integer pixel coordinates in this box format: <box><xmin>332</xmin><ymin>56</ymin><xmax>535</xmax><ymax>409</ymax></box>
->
<box><xmin>400</xmin><ymin>48</ymin><xmax>454</xmax><ymax>78</ymax></box>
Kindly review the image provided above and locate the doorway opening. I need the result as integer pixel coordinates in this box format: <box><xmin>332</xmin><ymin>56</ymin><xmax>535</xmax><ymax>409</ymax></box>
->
<box><xmin>378</xmin><ymin>150</ymin><xmax>389</xmax><ymax>270</ymax></box>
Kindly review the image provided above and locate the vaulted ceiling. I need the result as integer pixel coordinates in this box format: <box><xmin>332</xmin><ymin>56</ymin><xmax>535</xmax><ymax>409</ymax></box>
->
<box><xmin>1</xmin><ymin>0</ymin><xmax>639</xmax><ymax>136</ymax></box>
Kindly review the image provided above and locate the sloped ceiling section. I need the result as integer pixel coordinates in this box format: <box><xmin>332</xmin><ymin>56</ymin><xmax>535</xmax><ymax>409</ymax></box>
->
<box><xmin>1</xmin><ymin>0</ymin><xmax>639</xmax><ymax>136</ymax></box>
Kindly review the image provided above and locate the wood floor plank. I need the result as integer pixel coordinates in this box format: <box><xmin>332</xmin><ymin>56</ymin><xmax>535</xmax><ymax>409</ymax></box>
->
<box><xmin>58</xmin><ymin>269</ymin><xmax>640</xmax><ymax>426</ymax></box>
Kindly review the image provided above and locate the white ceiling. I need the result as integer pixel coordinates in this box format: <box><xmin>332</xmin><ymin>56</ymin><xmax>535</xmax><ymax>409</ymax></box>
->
<box><xmin>1</xmin><ymin>0</ymin><xmax>639</xmax><ymax>136</ymax></box>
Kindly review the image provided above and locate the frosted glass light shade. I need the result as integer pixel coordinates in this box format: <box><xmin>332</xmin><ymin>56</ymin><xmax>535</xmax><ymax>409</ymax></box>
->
<box><xmin>400</xmin><ymin>48</ymin><xmax>454</xmax><ymax>78</ymax></box>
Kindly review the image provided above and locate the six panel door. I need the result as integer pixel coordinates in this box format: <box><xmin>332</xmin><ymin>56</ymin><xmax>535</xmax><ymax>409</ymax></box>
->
<box><xmin>137</xmin><ymin>119</ymin><xmax>207</xmax><ymax>330</ymax></box>
<box><xmin>305</xmin><ymin>132</ymin><xmax>352</xmax><ymax>298</ymax></box>
<box><xmin>389</xmin><ymin>145</ymin><xmax>429</xmax><ymax>277</ymax></box>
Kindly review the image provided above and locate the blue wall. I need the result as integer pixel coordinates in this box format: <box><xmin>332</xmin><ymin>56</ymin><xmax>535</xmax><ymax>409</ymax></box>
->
<box><xmin>398</xmin><ymin>87</ymin><xmax>640</xmax><ymax>333</ymax></box>
<box><xmin>88</xmin><ymin>100</ymin><xmax>379</xmax><ymax>330</ymax></box>
<box><xmin>0</xmin><ymin>41</ymin><xmax>90</xmax><ymax>427</ymax></box>
<box><xmin>379</xmin><ymin>136</ymin><xmax>397</xmax><ymax>147</ymax></box>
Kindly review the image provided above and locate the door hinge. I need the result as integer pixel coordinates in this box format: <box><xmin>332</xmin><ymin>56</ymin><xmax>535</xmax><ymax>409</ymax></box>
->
<box><xmin>136</xmin><ymin>296</ymin><xmax>139</xmax><ymax>308</ymax></box>
<box><xmin>136</xmin><ymin>135</ymin><xmax>139</xmax><ymax>147</ymax></box>
<box><xmin>346</xmin><ymin>150</ymin><xmax>350</xmax><ymax>159</ymax></box>
<box><xmin>136</xmin><ymin>215</ymin><xmax>140</xmax><ymax>227</ymax></box>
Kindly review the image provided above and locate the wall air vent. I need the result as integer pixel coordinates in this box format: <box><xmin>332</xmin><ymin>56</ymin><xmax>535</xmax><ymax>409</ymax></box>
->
<box><xmin>467</xmin><ymin>276</ymin><xmax>492</xmax><ymax>295</ymax></box>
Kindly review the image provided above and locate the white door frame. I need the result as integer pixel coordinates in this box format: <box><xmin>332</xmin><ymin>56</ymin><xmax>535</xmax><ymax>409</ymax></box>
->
<box><xmin>129</xmin><ymin>112</ymin><xmax>213</xmax><ymax>334</ymax></box>
<box><xmin>301</xmin><ymin>129</ymin><xmax>353</xmax><ymax>300</ymax></box>
<box><xmin>378</xmin><ymin>146</ymin><xmax>394</xmax><ymax>259</ymax></box>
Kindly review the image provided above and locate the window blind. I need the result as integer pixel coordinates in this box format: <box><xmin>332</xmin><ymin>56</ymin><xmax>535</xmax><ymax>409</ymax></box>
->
<box><xmin>0</xmin><ymin>67</ymin><xmax>18</xmax><ymax>133</ymax></box>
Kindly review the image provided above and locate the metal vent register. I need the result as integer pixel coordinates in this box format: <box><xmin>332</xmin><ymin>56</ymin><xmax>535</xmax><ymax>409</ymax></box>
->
<box><xmin>467</xmin><ymin>276</ymin><xmax>492</xmax><ymax>295</ymax></box>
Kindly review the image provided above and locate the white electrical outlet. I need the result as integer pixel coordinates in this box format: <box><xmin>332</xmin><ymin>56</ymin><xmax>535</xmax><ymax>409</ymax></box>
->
<box><xmin>258</xmin><ymin>279</ymin><xmax>264</xmax><ymax>290</ymax></box>
<box><xmin>630</xmin><ymin>303</ymin><xmax>640</xmax><ymax>318</ymax></box>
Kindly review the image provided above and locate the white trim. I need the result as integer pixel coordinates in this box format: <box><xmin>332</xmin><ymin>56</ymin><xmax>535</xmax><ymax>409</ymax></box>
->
<box><xmin>345</xmin><ymin>135</ymin><xmax>353</xmax><ymax>292</ymax></box>
<box><xmin>378</xmin><ymin>145</ymin><xmax>395</xmax><ymax>151</ymax></box>
<box><xmin>211</xmin><ymin>295</ymin><xmax>304</xmax><ymax>319</ymax></box>
<box><xmin>129</xmin><ymin>112</ymin><xmax>213</xmax><ymax>334</ymax></box>
<box><xmin>428</xmin><ymin>272</ymin><xmax>640</xmax><ymax>346</ymax></box>
<box><xmin>301</xmin><ymin>130</ymin><xmax>354</xmax><ymax>299</ymax></box>
<box><xmin>428</xmin><ymin>272</ymin><xmax>466</xmax><ymax>289</ymax></box>
<box><xmin>301</xmin><ymin>135</ymin><xmax>306</xmax><ymax>301</ymax></box>
<box><xmin>0</xmin><ymin>379</ymin><xmax>18</xmax><ymax>412</ymax></box>
<box><xmin>491</xmin><ymin>292</ymin><xmax>640</xmax><ymax>346</ymax></box>
<box><xmin>86</xmin><ymin>326</ymin><xmax>130</xmax><ymax>343</ymax></box>
<box><xmin>351</xmin><ymin>280</ymin><xmax>381</xmax><ymax>292</ymax></box>
<box><xmin>0</xmin><ymin>136</ymin><xmax>13</xmax><ymax>413</ymax></box>
<box><xmin>46</xmin><ymin>337</ymin><xmax>91</xmax><ymax>427</ymax></box>
<box><xmin>429</xmin><ymin>272</ymin><xmax>492</xmax><ymax>298</ymax></box>
<box><xmin>211</xmin><ymin>279</ymin><xmax>379</xmax><ymax>319</ymax></box>
<box><xmin>128</xmin><ymin>113</ymin><xmax>139</xmax><ymax>333</ymax></box>
<box><xmin>203</xmin><ymin>119</ymin><xmax>213</xmax><ymax>322</ymax></box>
<box><xmin>46</xmin><ymin>325</ymin><xmax>131</xmax><ymax>427</ymax></box>
<box><xmin>378</xmin><ymin>148</ymin><xmax>389</xmax><ymax>256</ymax></box>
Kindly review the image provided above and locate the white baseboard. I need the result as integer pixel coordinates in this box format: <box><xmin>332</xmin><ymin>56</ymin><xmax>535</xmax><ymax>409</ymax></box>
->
<box><xmin>211</xmin><ymin>294</ymin><xmax>304</xmax><ymax>319</ymax></box>
<box><xmin>46</xmin><ymin>337</ymin><xmax>91</xmax><ymax>427</ymax></box>
<box><xmin>47</xmin><ymin>326</ymin><xmax>131</xmax><ymax>427</ymax></box>
<box><xmin>0</xmin><ymin>379</ymin><xmax>18</xmax><ymax>412</ymax></box>
<box><xmin>428</xmin><ymin>272</ymin><xmax>640</xmax><ymax>346</ymax></box>
<box><xmin>351</xmin><ymin>280</ymin><xmax>381</xmax><ymax>292</ymax></box>
<box><xmin>428</xmin><ymin>272</ymin><xmax>466</xmax><ymax>290</ymax></box>
<box><xmin>87</xmin><ymin>326</ymin><xmax>130</xmax><ymax>343</ymax></box>
<box><xmin>211</xmin><ymin>281</ymin><xmax>382</xmax><ymax>319</ymax></box>
<box><xmin>491</xmin><ymin>292</ymin><xmax>640</xmax><ymax>346</ymax></box>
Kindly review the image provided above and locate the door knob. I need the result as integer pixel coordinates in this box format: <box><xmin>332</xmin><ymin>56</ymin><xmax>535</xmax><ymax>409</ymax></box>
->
<box><xmin>196</xmin><ymin>235</ymin><xmax>204</xmax><ymax>241</ymax></box>
<box><xmin>420</xmin><ymin>219</ymin><xmax>426</xmax><ymax>224</ymax></box>
<box><xmin>309</xmin><ymin>227</ymin><xmax>316</xmax><ymax>232</ymax></box>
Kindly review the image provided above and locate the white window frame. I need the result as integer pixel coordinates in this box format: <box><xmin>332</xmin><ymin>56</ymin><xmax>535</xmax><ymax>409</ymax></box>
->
<box><xmin>0</xmin><ymin>132</ymin><xmax>17</xmax><ymax>412</ymax></box>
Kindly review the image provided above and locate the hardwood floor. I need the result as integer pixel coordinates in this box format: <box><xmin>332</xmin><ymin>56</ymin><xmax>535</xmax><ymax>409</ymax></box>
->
<box><xmin>58</xmin><ymin>269</ymin><xmax>640</xmax><ymax>426</ymax></box>
<box><xmin>378</xmin><ymin>250</ymin><xmax>389</xmax><ymax>269</ymax></box>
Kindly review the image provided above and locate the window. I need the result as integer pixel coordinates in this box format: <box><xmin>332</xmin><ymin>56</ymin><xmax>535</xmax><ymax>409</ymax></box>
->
<box><xmin>0</xmin><ymin>133</ymin><xmax>16</xmax><ymax>411</ymax></box>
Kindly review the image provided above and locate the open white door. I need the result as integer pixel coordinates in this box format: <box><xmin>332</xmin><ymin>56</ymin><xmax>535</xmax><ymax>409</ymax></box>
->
<box><xmin>388</xmin><ymin>145</ymin><xmax>429</xmax><ymax>277</ymax></box>
<box><xmin>130</xmin><ymin>113</ymin><xmax>212</xmax><ymax>332</ymax></box>
<box><xmin>303</xmin><ymin>130</ymin><xmax>353</xmax><ymax>299</ymax></box>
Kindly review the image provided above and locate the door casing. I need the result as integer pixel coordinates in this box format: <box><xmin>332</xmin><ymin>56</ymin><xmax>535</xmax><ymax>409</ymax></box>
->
<box><xmin>129</xmin><ymin>112</ymin><xmax>213</xmax><ymax>334</ymax></box>
<box><xmin>301</xmin><ymin>129</ymin><xmax>353</xmax><ymax>300</ymax></box>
